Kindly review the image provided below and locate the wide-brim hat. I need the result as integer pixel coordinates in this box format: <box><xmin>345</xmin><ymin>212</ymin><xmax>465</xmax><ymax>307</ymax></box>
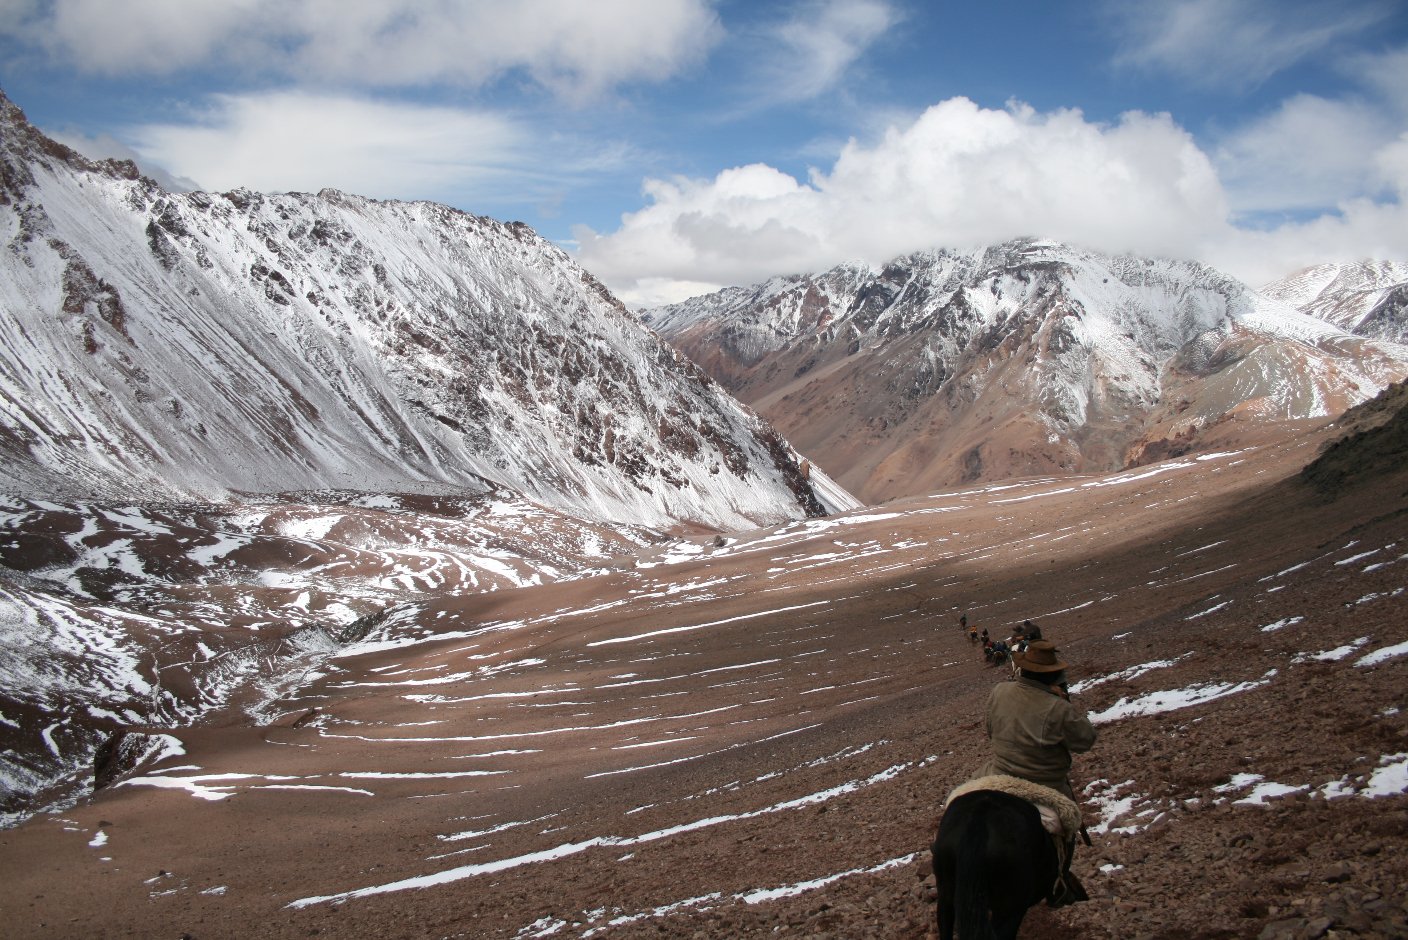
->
<box><xmin>1014</xmin><ymin>639</ymin><xmax>1066</xmax><ymax>673</ymax></box>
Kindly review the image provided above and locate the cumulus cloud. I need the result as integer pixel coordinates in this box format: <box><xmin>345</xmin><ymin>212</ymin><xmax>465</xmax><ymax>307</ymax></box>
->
<box><xmin>1</xmin><ymin>0</ymin><xmax>721</xmax><ymax>100</ymax></box>
<box><xmin>1106</xmin><ymin>0</ymin><xmax>1394</xmax><ymax>91</ymax></box>
<box><xmin>128</xmin><ymin>92</ymin><xmax>532</xmax><ymax>204</ymax></box>
<box><xmin>581</xmin><ymin>95</ymin><xmax>1408</xmax><ymax>305</ymax></box>
<box><xmin>577</xmin><ymin>98</ymin><xmax>1236</xmax><ymax>304</ymax></box>
<box><xmin>1209</xmin><ymin>195</ymin><xmax>1408</xmax><ymax>288</ymax></box>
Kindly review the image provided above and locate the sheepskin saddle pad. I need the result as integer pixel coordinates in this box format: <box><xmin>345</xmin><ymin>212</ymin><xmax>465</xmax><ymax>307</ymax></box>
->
<box><xmin>943</xmin><ymin>774</ymin><xmax>1082</xmax><ymax>839</ymax></box>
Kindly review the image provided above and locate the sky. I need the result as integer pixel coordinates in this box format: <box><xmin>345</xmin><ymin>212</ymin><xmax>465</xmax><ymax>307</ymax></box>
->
<box><xmin>2</xmin><ymin>0</ymin><xmax>1407</xmax><ymax>307</ymax></box>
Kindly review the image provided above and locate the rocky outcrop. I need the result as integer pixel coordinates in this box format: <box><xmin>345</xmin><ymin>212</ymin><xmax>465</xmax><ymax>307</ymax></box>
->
<box><xmin>1302</xmin><ymin>380</ymin><xmax>1408</xmax><ymax>495</ymax></box>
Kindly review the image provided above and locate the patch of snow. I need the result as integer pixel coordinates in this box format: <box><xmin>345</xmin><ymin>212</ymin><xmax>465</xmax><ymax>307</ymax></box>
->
<box><xmin>1364</xmin><ymin>753</ymin><xmax>1408</xmax><ymax>797</ymax></box>
<box><xmin>1356</xmin><ymin>639</ymin><xmax>1408</xmax><ymax>667</ymax></box>
<box><xmin>288</xmin><ymin>760</ymin><xmax>929</xmax><ymax>908</ymax></box>
<box><xmin>1089</xmin><ymin>671</ymin><xmax>1276</xmax><ymax>724</ymax></box>
<box><xmin>1068</xmin><ymin>655</ymin><xmax>1190</xmax><ymax>694</ymax></box>
<box><xmin>1293</xmin><ymin>638</ymin><xmax>1370</xmax><ymax>663</ymax></box>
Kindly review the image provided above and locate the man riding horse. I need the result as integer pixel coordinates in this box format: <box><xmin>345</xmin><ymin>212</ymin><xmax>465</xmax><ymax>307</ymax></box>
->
<box><xmin>975</xmin><ymin>639</ymin><xmax>1096</xmax><ymax>904</ymax></box>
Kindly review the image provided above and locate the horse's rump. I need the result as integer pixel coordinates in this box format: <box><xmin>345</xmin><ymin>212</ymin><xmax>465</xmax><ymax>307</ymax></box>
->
<box><xmin>932</xmin><ymin>789</ymin><xmax>1061</xmax><ymax>940</ymax></box>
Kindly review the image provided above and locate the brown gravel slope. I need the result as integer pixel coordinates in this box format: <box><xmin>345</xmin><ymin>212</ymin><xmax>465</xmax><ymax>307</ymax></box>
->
<box><xmin>1</xmin><ymin>420</ymin><xmax>1406</xmax><ymax>940</ymax></box>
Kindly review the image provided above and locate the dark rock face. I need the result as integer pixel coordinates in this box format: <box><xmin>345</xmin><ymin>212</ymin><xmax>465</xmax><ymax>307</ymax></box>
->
<box><xmin>93</xmin><ymin>730</ymin><xmax>170</xmax><ymax>791</ymax></box>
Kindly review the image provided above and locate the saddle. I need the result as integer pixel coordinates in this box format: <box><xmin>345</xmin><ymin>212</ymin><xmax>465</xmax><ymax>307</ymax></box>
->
<box><xmin>943</xmin><ymin>774</ymin><xmax>1082</xmax><ymax>840</ymax></box>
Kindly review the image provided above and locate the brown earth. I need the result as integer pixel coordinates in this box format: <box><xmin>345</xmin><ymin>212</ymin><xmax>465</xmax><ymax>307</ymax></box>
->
<box><xmin>2</xmin><ymin>418</ymin><xmax>1406</xmax><ymax>939</ymax></box>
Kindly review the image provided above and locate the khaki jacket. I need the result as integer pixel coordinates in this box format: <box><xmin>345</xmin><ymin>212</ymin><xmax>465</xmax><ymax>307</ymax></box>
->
<box><xmin>978</xmin><ymin>677</ymin><xmax>1096</xmax><ymax>800</ymax></box>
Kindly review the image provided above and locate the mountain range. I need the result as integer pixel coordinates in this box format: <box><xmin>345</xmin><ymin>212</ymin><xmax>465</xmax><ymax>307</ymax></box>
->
<box><xmin>1260</xmin><ymin>260</ymin><xmax>1408</xmax><ymax>344</ymax></box>
<box><xmin>643</xmin><ymin>243</ymin><xmax>1408</xmax><ymax>504</ymax></box>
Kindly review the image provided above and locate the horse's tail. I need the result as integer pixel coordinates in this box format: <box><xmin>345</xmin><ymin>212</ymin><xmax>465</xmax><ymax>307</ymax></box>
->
<box><xmin>952</xmin><ymin>812</ymin><xmax>998</xmax><ymax>940</ymax></box>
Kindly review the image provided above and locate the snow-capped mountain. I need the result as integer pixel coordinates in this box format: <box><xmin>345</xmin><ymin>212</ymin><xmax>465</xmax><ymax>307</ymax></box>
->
<box><xmin>645</xmin><ymin>240</ymin><xmax>1408</xmax><ymax>503</ymax></box>
<box><xmin>0</xmin><ymin>90</ymin><xmax>849</xmax><ymax>531</ymax></box>
<box><xmin>1260</xmin><ymin>261</ymin><xmax>1408</xmax><ymax>344</ymax></box>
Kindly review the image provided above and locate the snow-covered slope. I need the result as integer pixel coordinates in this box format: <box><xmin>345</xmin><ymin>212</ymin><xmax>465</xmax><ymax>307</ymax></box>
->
<box><xmin>646</xmin><ymin>240</ymin><xmax>1408</xmax><ymax>502</ymax></box>
<box><xmin>1260</xmin><ymin>261</ymin><xmax>1408</xmax><ymax>344</ymax></box>
<box><xmin>0</xmin><ymin>90</ymin><xmax>850</xmax><ymax>530</ymax></box>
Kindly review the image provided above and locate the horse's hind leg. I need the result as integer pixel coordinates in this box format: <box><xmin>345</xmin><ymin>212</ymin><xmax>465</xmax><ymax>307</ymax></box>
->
<box><xmin>936</xmin><ymin>896</ymin><xmax>955</xmax><ymax>940</ymax></box>
<box><xmin>990</xmin><ymin>904</ymin><xmax>1027</xmax><ymax>940</ymax></box>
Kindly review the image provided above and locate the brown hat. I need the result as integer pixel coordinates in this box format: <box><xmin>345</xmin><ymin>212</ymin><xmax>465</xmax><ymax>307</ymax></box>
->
<box><xmin>1014</xmin><ymin>639</ymin><xmax>1066</xmax><ymax>673</ymax></box>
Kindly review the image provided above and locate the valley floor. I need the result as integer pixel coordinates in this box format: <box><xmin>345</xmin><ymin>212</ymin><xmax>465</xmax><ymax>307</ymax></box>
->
<box><xmin>2</xmin><ymin>423</ymin><xmax>1407</xmax><ymax>939</ymax></box>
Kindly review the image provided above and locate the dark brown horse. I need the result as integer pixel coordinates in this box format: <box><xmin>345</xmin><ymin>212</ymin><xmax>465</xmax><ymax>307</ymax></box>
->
<box><xmin>931</xmin><ymin>789</ymin><xmax>1060</xmax><ymax>939</ymax></box>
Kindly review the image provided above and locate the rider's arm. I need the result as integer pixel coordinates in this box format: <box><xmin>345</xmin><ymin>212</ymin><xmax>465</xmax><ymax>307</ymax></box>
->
<box><xmin>1060</xmin><ymin>701</ymin><xmax>1097</xmax><ymax>754</ymax></box>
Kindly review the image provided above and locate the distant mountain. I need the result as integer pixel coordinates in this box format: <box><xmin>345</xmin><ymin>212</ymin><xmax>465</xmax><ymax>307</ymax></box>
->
<box><xmin>0</xmin><ymin>89</ymin><xmax>851</xmax><ymax>531</ymax></box>
<box><xmin>644</xmin><ymin>240</ymin><xmax>1408</xmax><ymax>503</ymax></box>
<box><xmin>1260</xmin><ymin>261</ymin><xmax>1408</xmax><ymax>344</ymax></box>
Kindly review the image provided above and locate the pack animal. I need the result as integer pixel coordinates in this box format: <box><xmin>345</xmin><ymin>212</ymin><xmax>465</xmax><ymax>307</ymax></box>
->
<box><xmin>930</xmin><ymin>789</ymin><xmax>1060</xmax><ymax>939</ymax></box>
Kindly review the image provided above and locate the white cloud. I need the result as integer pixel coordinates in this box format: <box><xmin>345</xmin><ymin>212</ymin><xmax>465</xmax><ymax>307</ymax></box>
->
<box><xmin>13</xmin><ymin>0</ymin><xmax>275</xmax><ymax>74</ymax></box>
<box><xmin>2</xmin><ymin>0</ymin><xmax>722</xmax><ymax>99</ymax></box>
<box><xmin>1106</xmin><ymin>0</ymin><xmax>1394</xmax><ymax>91</ymax></box>
<box><xmin>1378</xmin><ymin>134</ymin><xmax>1408</xmax><ymax>197</ymax></box>
<box><xmin>1214</xmin><ymin>94</ymin><xmax>1397</xmax><ymax>213</ymax></box>
<box><xmin>754</xmin><ymin>0</ymin><xmax>899</xmax><ymax>105</ymax></box>
<box><xmin>580</xmin><ymin>96</ymin><xmax>1408</xmax><ymax>305</ymax></box>
<box><xmin>128</xmin><ymin>92</ymin><xmax>532</xmax><ymax>204</ymax></box>
<box><xmin>1209</xmin><ymin>195</ymin><xmax>1408</xmax><ymax>288</ymax></box>
<box><xmin>577</xmin><ymin>98</ymin><xmax>1234</xmax><ymax>304</ymax></box>
<box><xmin>1344</xmin><ymin>44</ymin><xmax>1408</xmax><ymax>118</ymax></box>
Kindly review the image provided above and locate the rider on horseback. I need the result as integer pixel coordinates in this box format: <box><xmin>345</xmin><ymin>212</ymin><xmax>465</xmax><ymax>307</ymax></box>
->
<box><xmin>975</xmin><ymin>639</ymin><xmax>1096</xmax><ymax>906</ymax></box>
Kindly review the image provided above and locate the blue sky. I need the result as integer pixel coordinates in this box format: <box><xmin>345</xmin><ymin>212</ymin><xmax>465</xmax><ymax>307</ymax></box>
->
<box><xmin>2</xmin><ymin>0</ymin><xmax>1406</xmax><ymax>305</ymax></box>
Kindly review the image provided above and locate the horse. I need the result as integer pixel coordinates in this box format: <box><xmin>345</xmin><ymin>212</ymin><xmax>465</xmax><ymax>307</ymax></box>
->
<box><xmin>931</xmin><ymin>789</ymin><xmax>1060</xmax><ymax>940</ymax></box>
